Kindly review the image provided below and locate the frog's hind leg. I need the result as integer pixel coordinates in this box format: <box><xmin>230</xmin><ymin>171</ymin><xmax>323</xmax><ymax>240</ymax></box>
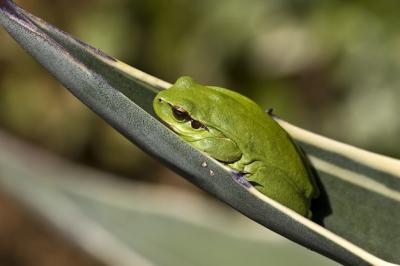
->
<box><xmin>247</xmin><ymin>166</ymin><xmax>311</xmax><ymax>217</ymax></box>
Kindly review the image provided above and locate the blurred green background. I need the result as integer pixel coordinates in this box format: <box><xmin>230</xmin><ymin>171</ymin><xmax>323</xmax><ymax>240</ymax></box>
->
<box><xmin>0</xmin><ymin>0</ymin><xmax>399</xmax><ymax>265</ymax></box>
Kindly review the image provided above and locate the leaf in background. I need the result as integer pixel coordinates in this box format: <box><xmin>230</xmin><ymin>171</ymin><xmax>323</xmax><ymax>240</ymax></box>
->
<box><xmin>0</xmin><ymin>1</ymin><xmax>399</xmax><ymax>265</ymax></box>
<box><xmin>0</xmin><ymin>130</ymin><xmax>337</xmax><ymax>266</ymax></box>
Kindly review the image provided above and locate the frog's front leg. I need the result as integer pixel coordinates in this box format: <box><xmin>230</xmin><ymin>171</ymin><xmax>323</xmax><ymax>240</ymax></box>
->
<box><xmin>245</xmin><ymin>162</ymin><xmax>311</xmax><ymax>217</ymax></box>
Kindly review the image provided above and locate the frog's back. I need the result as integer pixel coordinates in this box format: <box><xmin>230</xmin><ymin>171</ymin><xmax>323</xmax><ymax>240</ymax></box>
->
<box><xmin>207</xmin><ymin>86</ymin><xmax>267</xmax><ymax>118</ymax></box>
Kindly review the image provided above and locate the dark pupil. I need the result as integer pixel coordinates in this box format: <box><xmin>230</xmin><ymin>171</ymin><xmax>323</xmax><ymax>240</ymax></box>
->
<box><xmin>172</xmin><ymin>107</ymin><xmax>189</xmax><ymax>121</ymax></box>
<box><xmin>191</xmin><ymin>120</ymin><xmax>203</xmax><ymax>129</ymax></box>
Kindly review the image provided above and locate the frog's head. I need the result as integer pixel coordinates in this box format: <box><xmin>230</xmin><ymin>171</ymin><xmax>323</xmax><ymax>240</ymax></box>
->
<box><xmin>153</xmin><ymin>76</ymin><xmax>242</xmax><ymax>163</ymax></box>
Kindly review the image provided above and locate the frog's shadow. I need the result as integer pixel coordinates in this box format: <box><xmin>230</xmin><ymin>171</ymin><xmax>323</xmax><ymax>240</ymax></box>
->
<box><xmin>291</xmin><ymin>138</ymin><xmax>332</xmax><ymax>225</ymax></box>
<box><xmin>308</xmin><ymin>162</ymin><xmax>332</xmax><ymax>225</ymax></box>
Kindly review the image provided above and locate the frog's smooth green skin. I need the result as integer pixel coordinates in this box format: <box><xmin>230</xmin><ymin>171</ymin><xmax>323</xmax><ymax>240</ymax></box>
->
<box><xmin>153</xmin><ymin>76</ymin><xmax>319</xmax><ymax>217</ymax></box>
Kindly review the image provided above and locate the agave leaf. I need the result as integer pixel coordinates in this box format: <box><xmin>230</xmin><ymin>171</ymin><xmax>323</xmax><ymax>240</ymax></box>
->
<box><xmin>0</xmin><ymin>1</ymin><xmax>398</xmax><ymax>265</ymax></box>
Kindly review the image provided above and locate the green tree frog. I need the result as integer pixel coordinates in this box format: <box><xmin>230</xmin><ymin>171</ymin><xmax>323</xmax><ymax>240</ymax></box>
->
<box><xmin>153</xmin><ymin>76</ymin><xmax>319</xmax><ymax>217</ymax></box>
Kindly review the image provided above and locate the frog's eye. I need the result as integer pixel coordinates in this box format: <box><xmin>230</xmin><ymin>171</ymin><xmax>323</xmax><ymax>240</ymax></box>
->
<box><xmin>172</xmin><ymin>106</ymin><xmax>190</xmax><ymax>121</ymax></box>
<box><xmin>191</xmin><ymin>120</ymin><xmax>208</xmax><ymax>130</ymax></box>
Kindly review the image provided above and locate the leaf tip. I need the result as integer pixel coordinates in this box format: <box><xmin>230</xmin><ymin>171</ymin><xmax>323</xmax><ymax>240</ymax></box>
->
<box><xmin>0</xmin><ymin>0</ymin><xmax>14</xmax><ymax>12</ymax></box>
<box><xmin>0</xmin><ymin>0</ymin><xmax>32</xmax><ymax>27</ymax></box>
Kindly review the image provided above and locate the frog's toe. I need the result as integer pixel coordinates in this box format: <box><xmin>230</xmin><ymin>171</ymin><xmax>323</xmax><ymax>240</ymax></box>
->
<box><xmin>231</xmin><ymin>171</ymin><xmax>252</xmax><ymax>188</ymax></box>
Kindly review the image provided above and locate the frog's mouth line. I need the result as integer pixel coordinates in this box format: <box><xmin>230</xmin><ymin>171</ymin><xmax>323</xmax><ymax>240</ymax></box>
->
<box><xmin>159</xmin><ymin>118</ymin><xmax>209</xmax><ymax>142</ymax></box>
<box><xmin>159</xmin><ymin>120</ymin><xmax>186</xmax><ymax>136</ymax></box>
<box><xmin>160</xmin><ymin>120</ymin><xmax>176</xmax><ymax>132</ymax></box>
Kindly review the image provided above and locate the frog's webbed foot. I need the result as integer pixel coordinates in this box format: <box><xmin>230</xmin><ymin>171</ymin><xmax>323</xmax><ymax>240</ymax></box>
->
<box><xmin>231</xmin><ymin>170</ymin><xmax>252</xmax><ymax>189</ymax></box>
